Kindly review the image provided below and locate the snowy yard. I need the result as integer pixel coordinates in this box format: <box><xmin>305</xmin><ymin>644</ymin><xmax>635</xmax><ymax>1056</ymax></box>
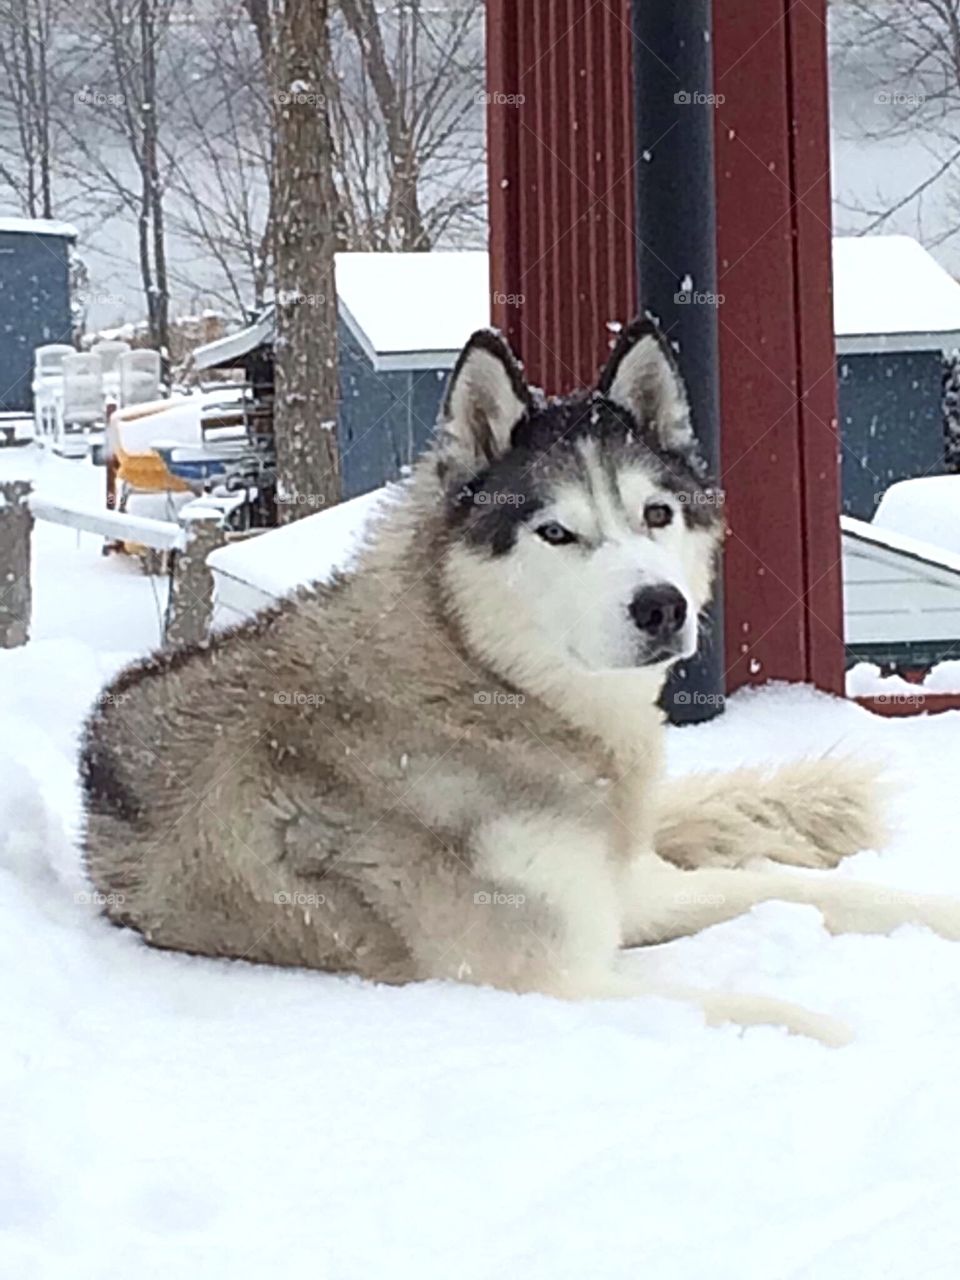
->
<box><xmin>4</xmin><ymin>445</ymin><xmax>960</xmax><ymax>1278</ymax></box>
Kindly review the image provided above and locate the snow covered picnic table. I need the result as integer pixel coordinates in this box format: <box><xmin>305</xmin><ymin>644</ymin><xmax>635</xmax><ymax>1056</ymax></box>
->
<box><xmin>5</xmin><ymin>447</ymin><xmax>960</xmax><ymax>1278</ymax></box>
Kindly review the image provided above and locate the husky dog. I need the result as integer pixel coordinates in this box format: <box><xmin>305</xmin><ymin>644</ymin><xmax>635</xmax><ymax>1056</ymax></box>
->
<box><xmin>82</xmin><ymin>318</ymin><xmax>960</xmax><ymax>1044</ymax></box>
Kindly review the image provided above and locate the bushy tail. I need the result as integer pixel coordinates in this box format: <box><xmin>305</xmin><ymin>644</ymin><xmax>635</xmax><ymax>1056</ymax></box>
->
<box><xmin>655</xmin><ymin>757</ymin><xmax>885</xmax><ymax>871</ymax></box>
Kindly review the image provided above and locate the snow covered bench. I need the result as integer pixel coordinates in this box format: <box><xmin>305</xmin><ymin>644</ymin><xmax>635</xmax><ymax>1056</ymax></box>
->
<box><xmin>0</xmin><ymin>483</ymin><xmax>227</xmax><ymax>650</ymax></box>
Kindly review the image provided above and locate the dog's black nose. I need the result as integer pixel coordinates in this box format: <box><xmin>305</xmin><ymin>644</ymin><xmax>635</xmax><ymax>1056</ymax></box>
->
<box><xmin>629</xmin><ymin>585</ymin><xmax>687</xmax><ymax>638</ymax></box>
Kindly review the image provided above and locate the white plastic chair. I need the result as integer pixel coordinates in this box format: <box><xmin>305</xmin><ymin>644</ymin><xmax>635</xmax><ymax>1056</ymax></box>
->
<box><xmin>56</xmin><ymin>353</ymin><xmax>104</xmax><ymax>456</ymax></box>
<box><xmin>32</xmin><ymin>344</ymin><xmax>75</xmax><ymax>441</ymax></box>
<box><xmin>118</xmin><ymin>349</ymin><xmax>161</xmax><ymax>407</ymax></box>
<box><xmin>92</xmin><ymin>340</ymin><xmax>131</xmax><ymax>402</ymax></box>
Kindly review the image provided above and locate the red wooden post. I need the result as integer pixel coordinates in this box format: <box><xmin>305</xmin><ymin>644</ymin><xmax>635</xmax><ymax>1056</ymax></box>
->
<box><xmin>786</xmin><ymin>0</ymin><xmax>846</xmax><ymax>694</ymax></box>
<box><xmin>485</xmin><ymin>0</ymin><xmax>845</xmax><ymax>696</ymax></box>
<box><xmin>713</xmin><ymin>0</ymin><xmax>844</xmax><ymax>693</ymax></box>
<box><xmin>486</xmin><ymin>0</ymin><xmax>636</xmax><ymax>393</ymax></box>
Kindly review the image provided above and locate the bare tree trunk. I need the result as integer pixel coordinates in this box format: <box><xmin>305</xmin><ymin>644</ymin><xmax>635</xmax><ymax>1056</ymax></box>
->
<box><xmin>0</xmin><ymin>0</ymin><xmax>59</xmax><ymax>219</ymax></box>
<box><xmin>339</xmin><ymin>0</ymin><xmax>431</xmax><ymax>251</ymax></box>
<box><xmin>269</xmin><ymin>0</ymin><xmax>341</xmax><ymax>520</ymax></box>
<box><xmin>245</xmin><ymin>0</ymin><xmax>270</xmax><ymax>65</ymax></box>
<box><xmin>161</xmin><ymin>9</ymin><xmax>274</xmax><ymax>315</ymax></box>
<box><xmin>140</xmin><ymin>0</ymin><xmax>169</xmax><ymax>360</ymax></box>
<box><xmin>254</xmin><ymin>189</ymin><xmax>274</xmax><ymax>307</ymax></box>
<box><xmin>137</xmin><ymin>181</ymin><xmax>155</xmax><ymax>337</ymax></box>
<box><xmin>243</xmin><ymin>0</ymin><xmax>276</xmax><ymax>307</ymax></box>
<box><xmin>64</xmin><ymin>0</ymin><xmax>173</xmax><ymax>357</ymax></box>
<box><xmin>18</xmin><ymin>10</ymin><xmax>38</xmax><ymax>215</ymax></box>
<box><xmin>35</xmin><ymin>0</ymin><xmax>52</xmax><ymax>218</ymax></box>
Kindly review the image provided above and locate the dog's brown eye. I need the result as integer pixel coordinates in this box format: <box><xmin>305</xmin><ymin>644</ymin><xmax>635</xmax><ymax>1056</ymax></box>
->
<box><xmin>536</xmin><ymin>522</ymin><xmax>577</xmax><ymax>546</ymax></box>
<box><xmin>645</xmin><ymin>502</ymin><xmax>674</xmax><ymax>529</ymax></box>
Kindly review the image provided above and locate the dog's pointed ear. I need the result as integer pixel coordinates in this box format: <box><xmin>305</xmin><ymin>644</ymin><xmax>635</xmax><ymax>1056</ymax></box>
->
<box><xmin>441</xmin><ymin>329</ymin><xmax>532</xmax><ymax>463</ymax></box>
<box><xmin>598</xmin><ymin>317</ymin><xmax>694</xmax><ymax>452</ymax></box>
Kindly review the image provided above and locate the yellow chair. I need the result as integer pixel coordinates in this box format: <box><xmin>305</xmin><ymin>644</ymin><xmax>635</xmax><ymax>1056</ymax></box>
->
<box><xmin>105</xmin><ymin>403</ymin><xmax>193</xmax><ymax>558</ymax></box>
<box><xmin>115</xmin><ymin>439</ymin><xmax>192</xmax><ymax>495</ymax></box>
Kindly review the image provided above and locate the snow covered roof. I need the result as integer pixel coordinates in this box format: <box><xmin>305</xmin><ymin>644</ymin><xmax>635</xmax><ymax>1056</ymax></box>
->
<box><xmin>833</xmin><ymin>235</ymin><xmax>960</xmax><ymax>353</ymax></box>
<box><xmin>336</xmin><ymin>251</ymin><xmax>489</xmax><ymax>359</ymax></box>
<box><xmin>872</xmin><ymin>475</ymin><xmax>960</xmax><ymax>558</ymax></box>
<box><xmin>191</xmin><ymin>308</ymin><xmax>275</xmax><ymax>372</ymax></box>
<box><xmin>842</xmin><ymin>513</ymin><xmax>960</xmax><ymax>652</ymax></box>
<box><xmin>192</xmin><ymin>252</ymin><xmax>490</xmax><ymax>373</ymax></box>
<box><xmin>842</xmin><ymin>512</ymin><xmax>960</xmax><ymax>577</ymax></box>
<box><xmin>194</xmin><ymin>239</ymin><xmax>960</xmax><ymax>374</ymax></box>
<box><xmin>0</xmin><ymin>216</ymin><xmax>78</xmax><ymax>239</ymax></box>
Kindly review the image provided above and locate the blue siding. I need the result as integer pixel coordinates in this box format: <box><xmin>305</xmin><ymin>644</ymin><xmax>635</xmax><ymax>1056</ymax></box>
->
<box><xmin>838</xmin><ymin>350</ymin><xmax>945</xmax><ymax>519</ymax></box>
<box><xmin>0</xmin><ymin>231</ymin><xmax>73</xmax><ymax>413</ymax></box>
<box><xmin>339</xmin><ymin>335</ymin><xmax>945</xmax><ymax>519</ymax></box>
<box><xmin>336</xmin><ymin>317</ymin><xmax>450</xmax><ymax>499</ymax></box>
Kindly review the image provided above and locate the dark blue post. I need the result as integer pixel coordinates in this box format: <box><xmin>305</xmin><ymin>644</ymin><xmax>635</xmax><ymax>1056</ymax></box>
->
<box><xmin>632</xmin><ymin>0</ymin><xmax>725</xmax><ymax>723</ymax></box>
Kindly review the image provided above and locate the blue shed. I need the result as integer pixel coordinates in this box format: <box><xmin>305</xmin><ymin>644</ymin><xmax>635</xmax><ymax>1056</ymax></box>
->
<box><xmin>833</xmin><ymin>236</ymin><xmax>960</xmax><ymax>519</ymax></box>
<box><xmin>195</xmin><ymin>240</ymin><xmax>960</xmax><ymax>518</ymax></box>
<box><xmin>192</xmin><ymin>251</ymin><xmax>490</xmax><ymax>501</ymax></box>
<box><xmin>0</xmin><ymin>217</ymin><xmax>76</xmax><ymax>429</ymax></box>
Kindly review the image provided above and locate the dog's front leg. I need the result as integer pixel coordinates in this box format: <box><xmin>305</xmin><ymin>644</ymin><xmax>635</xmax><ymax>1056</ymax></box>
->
<box><xmin>383</xmin><ymin>818</ymin><xmax>849</xmax><ymax>1043</ymax></box>
<box><xmin>620</xmin><ymin>855</ymin><xmax>960</xmax><ymax>946</ymax></box>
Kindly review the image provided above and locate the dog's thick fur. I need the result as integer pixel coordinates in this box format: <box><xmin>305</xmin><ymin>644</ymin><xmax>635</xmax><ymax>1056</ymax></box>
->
<box><xmin>81</xmin><ymin>318</ymin><xmax>960</xmax><ymax>1045</ymax></box>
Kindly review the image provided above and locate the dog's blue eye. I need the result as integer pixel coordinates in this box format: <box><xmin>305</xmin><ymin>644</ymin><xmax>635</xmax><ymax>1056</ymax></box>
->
<box><xmin>644</xmin><ymin>502</ymin><xmax>674</xmax><ymax>529</ymax></box>
<box><xmin>536</xmin><ymin>522</ymin><xmax>577</xmax><ymax>545</ymax></box>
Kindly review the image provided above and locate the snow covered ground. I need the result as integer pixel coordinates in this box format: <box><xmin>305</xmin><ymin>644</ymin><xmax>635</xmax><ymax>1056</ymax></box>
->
<box><xmin>848</xmin><ymin>661</ymin><xmax>960</xmax><ymax>696</ymax></box>
<box><xmin>0</xmin><ymin>445</ymin><xmax>168</xmax><ymax>656</ymax></box>
<box><xmin>4</xmin><ymin>445</ymin><xmax>960</xmax><ymax>1278</ymax></box>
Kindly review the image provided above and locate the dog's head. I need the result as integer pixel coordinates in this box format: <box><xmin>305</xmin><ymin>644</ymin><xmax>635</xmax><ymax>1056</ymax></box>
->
<box><xmin>436</xmin><ymin>318</ymin><xmax>724</xmax><ymax>676</ymax></box>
